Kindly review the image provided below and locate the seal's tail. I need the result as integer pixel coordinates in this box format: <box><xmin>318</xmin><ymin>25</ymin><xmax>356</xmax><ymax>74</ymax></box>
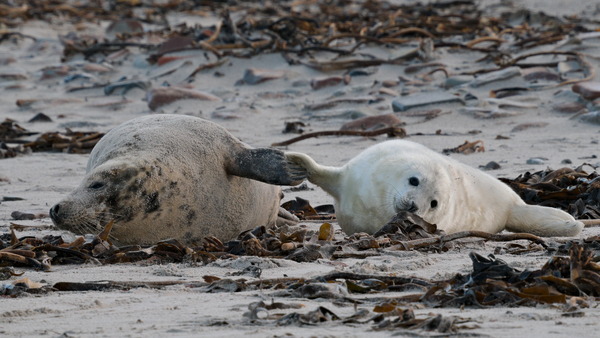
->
<box><xmin>506</xmin><ymin>204</ymin><xmax>583</xmax><ymax>237</ymax></box>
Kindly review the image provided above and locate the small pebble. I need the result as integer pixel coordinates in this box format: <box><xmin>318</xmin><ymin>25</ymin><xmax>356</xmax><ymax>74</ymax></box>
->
<box><xmin>3</xmin><ymin>196</ymin><xmax>25</xmax><ymax>201</ymax></box>
<box><xmin>480</xmin><ymin>161</ymin><xmax>501</xmax><ymax>170</ymax></box>
<box><xmin>282</xmin><ymin>121</ymin><xmax>306</xmax><ymax>134</ymax></box>
<box><xmin>242</xmin><ymin>68</ymin><xmax>286</xmax><ymax>85</ymax></box>
<box><xmin>11</xmin><ymin>211</ymin><xmax>35</xmax><ymax>220</ymax></box>
<box><xmin>340</xmin><ymin>114</ymin><xmax>403</xmax><ymax>131</ymax></box>
<box><xmin>146</xmin><ymin>87</ymin><xmax>221</xmax><ymax>111</ymax></box>
<box><xmin>291</xmin><ymin>79</ymin><xmax>310</xmax><ymax>87</ymax></box>
<box><xmin>39</xmin><ymin>65</ymin><xmax>71</xmax><ymax>80</ymax></box>
<box><xmin>444</xmin><ymin>75</ymin><xmax>473</xmax><ymax>88</ymax></box>
<box><xmin>561</xmin><ymin>159</ymin><xmax>572</xmax><ymax>164</ymax></box>
<box><xmin>82</xmin><ymin>63</ymin><xmax>114</xmax><ymax>73</ymax></box>
<box><xmin>104</xmin><ymin>80</ymin><xmax>149</xmax><ymax>96</ymax></box>
<box><xmin>469</xmin><ymin>67</ymin><xmax>521</xmax><ymax>87</ymax></box>
<box><xmin>347</xmin><ymin>67</ymin><xmax>377</xmax><ymax>77</ymax></box>
<box><xmin>526</xmin><ymin>158</ymin><xmax>546</xmax><ymax>165</ymax></box>
<box><xmin>552</xmin><ymin>102</ymin><xmax>585</xmax><ymax>114</ymax></box>
<box><xmin>381</xmin><ymin>80</ymin><xmax>399</xmax><ymax>87</ymax></box>
<box><xmin>310</xmin><ymin>75</ymin><xmax>350</xmax><ymax>90</ymax></box>
<box><xmin>572</xmin><ymin>81</ymin><xmax>600</xmax><ymax>100</ymax></box>
<box><xmin>0</xmin><ymin>71</ymin><xmax>27</xmax><ymax>81</ymax></box>
<box><xmin>521</xmin><ymin>67</ymin><xmax>560</xmax><ymax>82</ymax></box>
<box><xmin>392</xmin><ymin>91</ymin><xmax>462</xmax><ymax>112</ymax></box>
<box><xmin>106</xmin><ymin>19</ymin><xmax>144</xmax><ymax>37</ymax></box>
<box><xmin>511</xmin><ymin>122</ymin><xmax>548</xmax><ymax>132</ymax></box>
<box><xmin>580</xmin><ymin>111</ymin><xmax>600</xmax><ymax>125</ymax></box>
<box><xmin>28</xmin><ymin>112</ymin><xmax>52</xmax><ymax>123</ymax></box>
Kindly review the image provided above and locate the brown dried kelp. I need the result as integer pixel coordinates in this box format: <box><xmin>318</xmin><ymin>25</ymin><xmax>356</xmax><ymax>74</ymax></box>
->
<box><xmin>0</xmin><ymin>119</ymin><xmax>36</xmax><ymax>141</ymax></box>
<box><xmin>0</xmin><ymin>142</ymin><xmax>29</xmax><ymax>159</ymax></box>
<box><xmin>25</xmin><ymin>129</ymin><xmax>104</xmax><ymax>154</ymax></box>
<box><xmin>2</xmin><ymin>0</ymin><xmax>589</xmax><ymax>79</ymax></box>
<box><xmin>280</xmin><ymin>197</ymin><xmax>335</xmax><ymax>221</ymax></box>
<box><xmin>500</xmin><ymin>165</ymin><xmax>600</xmax><ymax>219</ymax></box>
<box><xmin>269</xmin><ymin>303</ymin><xmax>472</xmax><ymax>333</ymax></box>
<box><xmin>442</xmin><ymin>140</ymin><xmax>485</xmax><ymax>155</ymax></box>
<box><xmin>422</xmin><ymin>243</ymin><xmax>600</xmax><ymax>307</ymax></box>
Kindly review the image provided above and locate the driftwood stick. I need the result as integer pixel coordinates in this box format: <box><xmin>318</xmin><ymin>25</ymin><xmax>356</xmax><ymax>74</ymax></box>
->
<box><xmin>271</xmin><ymin>127</ymin><xmax>406</xmax><ymax>147</ymax></box>
<box><xmin>582</xmin><ymin>219</ymin><xmax>600</xmax><ymax>227</ymax></box>
<box><xmin>389</xmin><ymin>231</ymin><xmax>547</xmax><ymax>251</ymax></box>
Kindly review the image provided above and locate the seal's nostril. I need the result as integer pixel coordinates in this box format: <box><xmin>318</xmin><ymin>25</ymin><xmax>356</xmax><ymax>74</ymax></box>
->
<box><xmin>50</xmin><ymin>204</ymin><xmax>60</xmax><ymax>219</ymax></box>
<box><xmin>409</xmin><ymin>202</ymin><xmax>418</xmax><ymax>213</ymax></box>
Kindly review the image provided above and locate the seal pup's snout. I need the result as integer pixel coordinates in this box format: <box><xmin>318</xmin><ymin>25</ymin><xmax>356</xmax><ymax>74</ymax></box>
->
<box><xmin>394</xmin><ymin>198</ymin><xmax>419</xmax><ymax>213</ymax></box>
<box><xmin>49</xmin><ymin>204</ymin><xmax>61</xmax><ymax>223</ymax></box>
<box><xmin>408</xmin><ymin>201</ymin><xmax>418</xmax><ymax>213</ymax></box>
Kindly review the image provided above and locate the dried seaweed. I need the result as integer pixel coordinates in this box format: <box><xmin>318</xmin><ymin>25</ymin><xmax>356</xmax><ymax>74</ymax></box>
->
<box><xmin>0</xmin><ymin>119</ymin><xmax>36</xmax><ymax>141</ymax></box>
<box><xmin>500</xmin><ymin>165</ymin><xmax>600</xmax><ymax>219</ymax></box>
<box><xmin>443</xmin><ymin>140</ymin><xmax>485</xmax><ymax>155</ymax></box>
<box><xmin>1</xmin><ymin>0</ymin><xmax>590</xmax><ymax>78</ymax></box>
<box><xmin>3</xmin><ymin>215</ymin><xmax>600</xmax><ymax>334</ymax></box>
<box><xmin>422</xmin><ymin>243</ymin><xmax>600</xmax><ymax>307</ymax></box>
<box><xmin>25</xmin><ymin>129</ymin><xmax>104</xmax><ymax>154</ymax></box>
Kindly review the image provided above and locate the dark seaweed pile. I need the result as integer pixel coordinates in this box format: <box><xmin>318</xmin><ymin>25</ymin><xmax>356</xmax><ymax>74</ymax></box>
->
<box><xmin>501</xmin><ymin>165</ymin><xmax>600</xmax><ymax>219</ymax></box>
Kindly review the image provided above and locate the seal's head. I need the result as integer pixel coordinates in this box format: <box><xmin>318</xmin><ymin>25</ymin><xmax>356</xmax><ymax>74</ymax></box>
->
<box><xmin>50</xmin><ymin>159</ymin><xmax>165</xmax><ymax>239</ymax></box>
<box><xmin>392</xmin><ymin>175</ymin><xmax>439</xmax><ymax>215</ymax></box>
<box><xmin>379</xmin><ymin>161</ymin><xmax>447</xmax><ymax>226</ymax></box>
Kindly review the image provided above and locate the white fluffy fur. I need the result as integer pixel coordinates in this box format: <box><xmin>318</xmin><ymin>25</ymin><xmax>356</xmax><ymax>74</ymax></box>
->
<box><xmin>286</xmin><ymin>140</ymin><xmax>583</xmax><ymax>237</ymax></box>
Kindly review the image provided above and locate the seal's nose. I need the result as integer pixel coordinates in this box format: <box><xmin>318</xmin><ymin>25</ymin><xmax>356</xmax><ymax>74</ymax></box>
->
<box><xmin>408</xmin><ymin>202</ymin><xmax>419</xmax><ymax>213</ymax></box>
<box><xmin>49</xmin><ymin>204</ymin><xmax>60</xmax><ymax>222</ymax></box>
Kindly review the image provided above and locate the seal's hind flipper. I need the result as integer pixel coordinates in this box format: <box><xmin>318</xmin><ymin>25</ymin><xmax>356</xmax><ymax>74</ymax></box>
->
<box><xmin>506</xmin><ymin>204</ymin><xmax>584</xmax><ymax>237</ymax></box>
<box><xmin>227</xmin><ymin>148</ymin><xmax>307</xmax><ymax>186</ymax></box>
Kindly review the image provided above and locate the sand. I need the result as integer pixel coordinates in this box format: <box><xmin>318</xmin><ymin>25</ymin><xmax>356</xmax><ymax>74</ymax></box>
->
<box><xmin>1</xmin><ymin>0</ymin><xmax>600</xmax><ymax>337</ymax></box>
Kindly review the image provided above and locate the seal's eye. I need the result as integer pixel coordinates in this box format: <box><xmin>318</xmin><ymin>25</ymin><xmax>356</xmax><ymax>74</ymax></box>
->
<box><xmin>409</xmin><ymin>177</ymin><xmax>419</xmax><ymax>186</ymax></box>
<box><xmin>88</xmin><ymin>182</ymin><xmax>105</xmax><ymax>190</ymax></box>
<box><xmin>431</xmin><ymin>200</ymin><xmax>438</xmax><ymax>208</ymax></box>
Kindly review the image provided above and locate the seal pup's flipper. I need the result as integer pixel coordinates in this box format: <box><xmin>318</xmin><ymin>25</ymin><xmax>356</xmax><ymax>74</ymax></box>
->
<box><xmin>227</xmin><ymin>148</ymin><xmax>306</xmax><ymax>186</ymax></box>
<box><xmin>506</xmin><ymin>204</ymin><xmax>583</xmax><ymax>237</ymax></box>
<box><xmin>284</xmin><ymin>152</ymin><xmax>343</xmax><ymax>199</ymax></box>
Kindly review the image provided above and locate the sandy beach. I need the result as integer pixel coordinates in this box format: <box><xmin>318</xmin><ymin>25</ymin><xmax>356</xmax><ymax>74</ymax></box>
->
<box><xmin>1</xmin><ymin>0</ymin><xmax>600</xmax><ymax>336</ymax></box>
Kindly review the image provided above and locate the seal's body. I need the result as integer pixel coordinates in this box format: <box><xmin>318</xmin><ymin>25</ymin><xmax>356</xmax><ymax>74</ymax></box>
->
<box><xmin>285</xmin><ymin>140</ymin><xmax>583</xmax><ymax>237</ymax></box>
<box><xmin>50</xmin><ymin>114</ymin><xmax>301</xmax><ymax>245</ymax></box>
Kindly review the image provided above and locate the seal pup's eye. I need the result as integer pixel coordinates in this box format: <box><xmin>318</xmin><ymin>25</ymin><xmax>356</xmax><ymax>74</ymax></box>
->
<box><xmin>88</xmin><ymin>182</ymin><xmax>105</xmax><ymax>190</ymax></box>
<box><xmin>408</xmin><ymin>177</ymin><xmax>419</xmax><ymax>186</ymax></box>
<box><xmin>431</xmin><ymin>200</ymin><xmax>438</xmax><ymax>209</ymax></box>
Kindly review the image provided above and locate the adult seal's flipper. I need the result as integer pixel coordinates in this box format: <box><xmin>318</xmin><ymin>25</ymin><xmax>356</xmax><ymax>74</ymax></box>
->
<box><xmin>227</xmin><ymin>148</ymin><xmax>307</xmax><ymax>186</ymax></box>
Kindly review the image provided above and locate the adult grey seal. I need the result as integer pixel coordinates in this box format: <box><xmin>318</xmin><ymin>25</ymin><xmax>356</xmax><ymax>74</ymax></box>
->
<box><xmin>49</xmin><ymin>114</ymin><xmax>301</xmax><ymax>245</ymax></box>
<box><xmin>283</xmin><ymin>140</ymin><xmax>583</xmax><ymax>237</ymax></box>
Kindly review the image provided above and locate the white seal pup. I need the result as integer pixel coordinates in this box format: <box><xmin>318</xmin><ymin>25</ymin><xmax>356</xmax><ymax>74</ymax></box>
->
<box><xmin>284</xmin><ymin>140</ymin><xmax>583</xmax><ymax>237</ymax></box>
<box><xmin>50</xmin><ymin>114</ymin><xmax>302</xmax><ymax>245</ymax></box>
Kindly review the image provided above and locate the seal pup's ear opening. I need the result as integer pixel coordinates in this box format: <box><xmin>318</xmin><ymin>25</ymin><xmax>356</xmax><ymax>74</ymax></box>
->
<box><xmin>506</xmin><ymin>204</ymin><xmax>584</xmax><ymax>237</ymax></box>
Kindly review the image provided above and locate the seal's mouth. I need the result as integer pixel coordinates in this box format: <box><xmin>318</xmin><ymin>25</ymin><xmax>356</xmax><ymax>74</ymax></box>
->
<box><xmin>49</xmin><ymin>201</ymin><xmax>107</xmax><ymax>235</ymax></box>
<box><xmin>395</xmin><ymin>199</ymin><xmax>419</xmax><ymax>213</ymax></box>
